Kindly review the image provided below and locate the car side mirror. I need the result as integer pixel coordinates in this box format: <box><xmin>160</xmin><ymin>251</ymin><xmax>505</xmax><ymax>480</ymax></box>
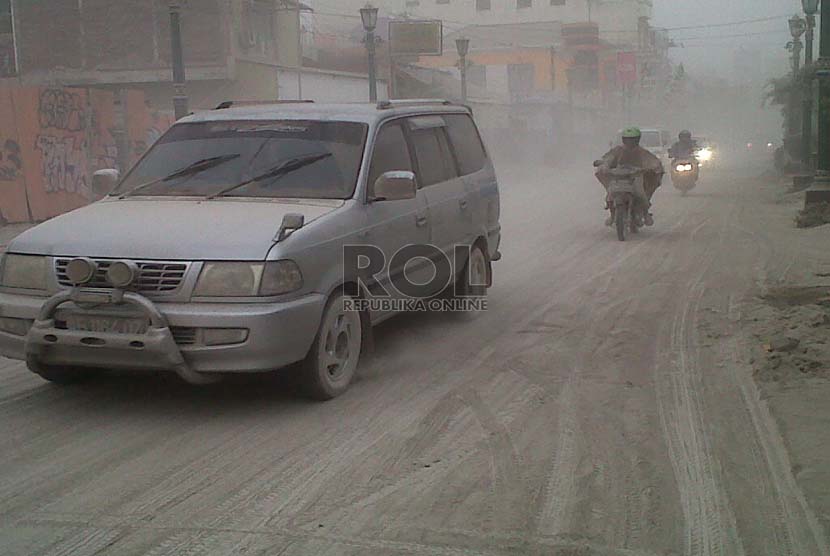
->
<box><xmin>593</xmin><ymin>160</ymin><xmax>604</xmax><ymax>168</ymax></box>
<box><xmin>93</xmin><ymin>169</ymin><xmax>120</xmax><ymax>197</ymax></box>
<box><xmin>275</xmin><ymin>213</ymin><xmax>305</xmax><ymax>242</ymax></box>
<box><xmin>372</xmin><ymin>171</ymin><xmax>417</xmax><ymax>202</ymax></box>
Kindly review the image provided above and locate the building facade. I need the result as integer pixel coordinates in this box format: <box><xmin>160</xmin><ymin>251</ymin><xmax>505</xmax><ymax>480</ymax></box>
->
<box><xmin>0</xmin><ymin>0</ymin><xmax>384</xmax><ymax>110</ymax></box>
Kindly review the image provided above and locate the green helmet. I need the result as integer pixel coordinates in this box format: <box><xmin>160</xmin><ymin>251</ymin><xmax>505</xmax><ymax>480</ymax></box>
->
<box><xmin>622</xmin><ymin>126</ymin><xmax>642</xmax><ymax>139</ymax></box>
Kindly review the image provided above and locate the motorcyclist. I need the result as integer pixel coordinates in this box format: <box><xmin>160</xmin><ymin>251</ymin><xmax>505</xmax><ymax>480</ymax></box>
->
<box><xmin>596</xmin><ymin>127</ymin><xmax>664</xmax><ymax>227</ymax></box>
<box><xmin>669</xmin><ymin>130</ymin><xmax>698</xmax><ymax>159</ymax></box>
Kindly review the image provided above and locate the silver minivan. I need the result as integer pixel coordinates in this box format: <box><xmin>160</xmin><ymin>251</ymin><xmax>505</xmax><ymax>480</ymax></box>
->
<box><xmin>0</xmin><ymin>100</ymin><xmax>501</xmax><ymax>399</ymax></box>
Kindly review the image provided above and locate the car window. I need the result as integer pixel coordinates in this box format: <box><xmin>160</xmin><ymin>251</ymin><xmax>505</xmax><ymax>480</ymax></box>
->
<box><xmin>444</xmin><ymin>114</ymin><xmax>487</xmax><ymax>176</ymax></box>
<box><xmin>113</xmin><ymin>120</ymin><xmax>368</xmax><ymax>199</ymax></box>
<box><xmin>367</xmin><ymin>122</ymin><xmax>413</xmax><ymax>192</ymax></box>
<box><xmin>410</xmin><ymin>127</ymin><xmax>456</xmax><ymax>187</ymax></box>
<box><xmin>641</xmin><ymin>131</ymin><xmax>662</xmax><ymax>148</ymax></box>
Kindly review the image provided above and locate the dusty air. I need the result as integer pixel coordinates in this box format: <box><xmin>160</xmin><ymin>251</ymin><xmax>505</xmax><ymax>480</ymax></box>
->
<box><xmin>0</xmin><ymin>0</ymin><xmax>828</xmax><ymax>554</ymax></box>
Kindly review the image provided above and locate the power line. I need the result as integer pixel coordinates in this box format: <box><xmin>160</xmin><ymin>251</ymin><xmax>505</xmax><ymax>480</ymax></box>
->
<box><xmin>662</xmin><ymin>14</ymin><xmax>792</xmax><ymax>32</ymax></box>
<box><xmin>675</xmin><ymin>29</ymin><xmax>792</xmax><ymax>42</ymax></box>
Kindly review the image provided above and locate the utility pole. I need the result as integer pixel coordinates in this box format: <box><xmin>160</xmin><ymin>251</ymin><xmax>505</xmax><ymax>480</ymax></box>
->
<box><xmin>169</xmin><ymin>1</ymin><xmax>189</xmax><ymax>120</ymax></box>
<box><xmin>801</xmin><ymin>0</ymin><xmax>819</xmax><ymax>166</ymax></box>
<box><xmin>806</xmin><ymin>0</ymin><xmax>830</xmax><ymax>204</ymax></box>
<box><xmin>296</xmin><ymin>3</ymin><xmax>303</xmax><ymax>99</ymax></box>
<box><xmin>456</xmin><ymin>38</ymin><xmax>470</xmax><ymax>102</ymax></box>
<box><xmin>788</xmin><ymin>16</ymin><xmax>806</xmax><ymax>141</ymax></box>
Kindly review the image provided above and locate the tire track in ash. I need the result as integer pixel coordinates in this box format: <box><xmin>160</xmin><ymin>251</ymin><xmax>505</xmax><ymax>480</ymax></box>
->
<box><xmin>653</xmin><ymin>189</ymin><xmax>748</xmax><ymax>556</ymax></box>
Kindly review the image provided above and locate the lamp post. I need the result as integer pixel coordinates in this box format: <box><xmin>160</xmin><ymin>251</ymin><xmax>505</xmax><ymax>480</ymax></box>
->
<box><xmin>456</xmin><ymin>37</ymin><xmax>470</xmax><ymax>102</ymax></box>
<box><xmin>360</xmin><ymin>5</ymin><xmax>379</xmax><ymax>102</ymax></box>
<box><xmin>788</xmin><ymin>16</ymin><xmax>806</xmax><ymax>141</ymax></box>
<box><xmin>806</xmin><ymin>0</ymin><xmax>830</xmax><ymax>204</ymax></box>
<box><xmin>802</xmin><ymin>0</ymin><xmax>819</xmax><ymax>166</ymax></box>
<box><xmin>169</xmin><ymin>1</ymin><xmax>189</xmax><ymax>120</ymax></box>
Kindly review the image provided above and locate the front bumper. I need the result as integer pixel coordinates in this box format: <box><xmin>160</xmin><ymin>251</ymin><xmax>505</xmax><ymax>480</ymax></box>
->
<box><xmin>0</xmin><ymin>288</ymin><xmax>325</xmax><ymax>381</ymax></box>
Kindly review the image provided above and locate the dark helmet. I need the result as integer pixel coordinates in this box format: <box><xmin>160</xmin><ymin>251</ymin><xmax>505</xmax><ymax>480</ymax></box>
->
<box><xmin>679</xmin><ymin>130</ymin><xmax>692</xmax><ymax>141</ymax></box>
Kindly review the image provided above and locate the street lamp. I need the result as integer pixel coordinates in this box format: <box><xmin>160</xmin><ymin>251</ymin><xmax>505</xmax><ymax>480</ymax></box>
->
<box><xmin>456</xmin><ymin>37</ymin><xmax>470</xmax><ymax>101</ymax></box>
<box><xmin>360</xmin><ymin>4</ymin><xmax>379</xmax><ymax>102</ymax></box>
<box><xmin>801</xmin><ymin>0</ymin><xmax>819</xmax><ymax>166</ymax></box>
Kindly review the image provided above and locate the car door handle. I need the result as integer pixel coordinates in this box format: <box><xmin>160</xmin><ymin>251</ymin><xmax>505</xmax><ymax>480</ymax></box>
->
<box><xmin>416</xmin><ymin>215</ymin><xmax>429</xmax><ymax>228</ymax></box>
<box><xmin>458</xmin><ymin>199</ymin><xmax>469</xmax><ymax>211</ymax></box>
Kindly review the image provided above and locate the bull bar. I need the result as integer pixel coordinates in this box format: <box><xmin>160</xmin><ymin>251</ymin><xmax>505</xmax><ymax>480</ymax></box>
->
<box><xmin>25</xmin><ymin>288</ymin><xmax>219</xmax><ymax>385</ymax></box>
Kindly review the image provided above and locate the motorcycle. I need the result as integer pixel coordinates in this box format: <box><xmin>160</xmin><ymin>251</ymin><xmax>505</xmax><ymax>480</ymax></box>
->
<box><xmin>671</xmin><ymin>157</ymin><xmax>699</xmax><ymax>195</ymax></box>
<box><xmin>595</xmin><ymin>161</ymin><xmax>647</xmax><ymax>242</ymax></box>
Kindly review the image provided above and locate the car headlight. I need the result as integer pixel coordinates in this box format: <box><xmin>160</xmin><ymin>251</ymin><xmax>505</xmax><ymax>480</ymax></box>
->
<box><xmin>194</xmin><ymin>261</ymin><xmax>303</xmax><ymax>297</ymax></box>
<box><xmin>0</xmin><ymin>254</ymin><xmax>47</xmax><ymax>291</ymax></box>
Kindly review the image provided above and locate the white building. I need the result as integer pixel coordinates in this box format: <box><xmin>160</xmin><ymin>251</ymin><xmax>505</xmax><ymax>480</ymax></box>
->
<box><xmin>302</xmin><ymin>0</ymin><xmax>650</xmax><ymax>47</ymax></box>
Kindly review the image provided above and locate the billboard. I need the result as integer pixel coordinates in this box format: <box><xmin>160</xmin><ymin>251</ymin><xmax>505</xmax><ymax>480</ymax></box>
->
<box><xmin>389</xmin><ymin>20</ymin><xmax>443</xmax><ymax>57</ymax></box>
<box><xmin>617</xmin><ymin>52</ymin><xmax>638</xmax><ymax>86</ymax></box>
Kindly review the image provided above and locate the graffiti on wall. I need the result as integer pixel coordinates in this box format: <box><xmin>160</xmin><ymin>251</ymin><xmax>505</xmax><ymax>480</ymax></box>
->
<box><xmin>35</xmin><ymin>88</ymin><xmax>91</xmax><ymax>199</ymax></box>
<box><xmin>34</xmin><ymin>135</ymin><xmax>91</xmax><ymax>198</ymax></box>
<box><xmin>0</xmin><ymin>86</ymin><xmax>174</xmax><ymax>223</ymax></box>
<box><xmin>0</xmin><ymin>139</ymin><xmax>22</xmax><ymax>181</ymax></box>
<box><xmin>38</xmin><ymin>89</ymin><xmax>86</xmax><ymax>132</ymax></box>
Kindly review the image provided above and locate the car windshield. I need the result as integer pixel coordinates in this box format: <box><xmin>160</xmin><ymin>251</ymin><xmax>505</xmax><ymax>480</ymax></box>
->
<box><xmin>641</xmin><ymin>131</ymin><xmax>662</xmax><ymax>148</ymax></box>
<box><xmin>112</xmin><ymin>120</ymin><xmax>368</xmax><ymax>199</ymax></box>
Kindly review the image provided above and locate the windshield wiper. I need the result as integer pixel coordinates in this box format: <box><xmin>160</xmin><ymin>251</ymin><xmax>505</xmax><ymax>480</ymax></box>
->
<box><xmin>205</xmin><ymin>152</ymin><xmax>332</xmax><ymax>200</ymax></box>
<box><xmin>116</xmin><ymin>154</ymin><xmax>241</xmax><ymax>199</ymax></box>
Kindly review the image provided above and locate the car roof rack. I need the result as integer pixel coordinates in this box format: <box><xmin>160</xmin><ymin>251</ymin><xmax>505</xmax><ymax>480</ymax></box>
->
<box><xmin>215</xmin><ymin>100</ymin><xmax>315</xmax><ymax>110</ymax></box>
<box><xmin>376</xmin><ymin>99</ymin><xmax>457</xmax><ymax>110</ymax></box>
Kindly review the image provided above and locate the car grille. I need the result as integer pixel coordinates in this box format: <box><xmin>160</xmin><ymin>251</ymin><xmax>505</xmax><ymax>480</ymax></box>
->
<box><xmin>55</xmin><ymin>258</ymin><xmax>189</xmax><ymax>294</ymax></box>
<box><xmin>170</xmin><ymin>327</ymin><xmax>198</xmax><ymax>346</ymax></box>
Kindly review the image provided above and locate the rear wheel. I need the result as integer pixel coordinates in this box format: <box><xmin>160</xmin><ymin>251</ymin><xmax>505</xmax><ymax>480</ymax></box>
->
<box><xmin>301</xmin><ymin>294</ymin><xmax>363</xmax><ymax>401</ymax></box>
<box><xmin>615</xmin><ymin>205</ymin><xmax>627</xmax><ymax>241</ymax></box>
<box><xmin>452</xmin><ymin>243</ymin><xmax>490</xmax><ymax>319</ymax></box>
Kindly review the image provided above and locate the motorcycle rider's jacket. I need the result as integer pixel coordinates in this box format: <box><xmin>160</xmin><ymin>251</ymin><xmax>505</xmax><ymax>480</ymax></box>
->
<box><xmin>597</xmin><ymin>145</ymin><xmax>664</xmax><ymax>202</ymax></box>
<box><xmin>669</xmin><ymin>140</ymin><xmax>698</xmax><ymax>159</ymax></box>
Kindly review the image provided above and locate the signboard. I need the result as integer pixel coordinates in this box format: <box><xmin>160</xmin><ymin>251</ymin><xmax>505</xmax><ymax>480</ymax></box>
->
<box><xmin>389</xmin><ymin>20</ymin><xmax>442</xmax><ymax>57</ymax></box>
<box><xmin>617</xmin><ymin>52</ymin><xmax>637</xmax><ymax>85</ymax></box>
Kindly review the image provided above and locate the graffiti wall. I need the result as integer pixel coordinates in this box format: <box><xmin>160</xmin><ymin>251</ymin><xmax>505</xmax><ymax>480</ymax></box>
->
<box><xmin>0</xmin><ymin>86</ymin><xmax>174</xmax><ymax>224</ymax></box>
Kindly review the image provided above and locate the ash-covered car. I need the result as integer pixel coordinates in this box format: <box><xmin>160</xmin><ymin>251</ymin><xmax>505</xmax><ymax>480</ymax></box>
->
<box><xmin>0</xmin><ymin>100</ymin><xmax>501</xmax><ymax>400</ymax></box>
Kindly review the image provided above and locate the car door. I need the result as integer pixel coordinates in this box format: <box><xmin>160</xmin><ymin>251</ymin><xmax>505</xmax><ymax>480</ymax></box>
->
<box><xmin>361</xmin><ymin>120</ymin><xmax>432</xmax><ymax>301</ymax></box>
<box><xmin>407</xmin><ymin>116</ymin><xmax>469</xmax><ymax>283</ymax></box>
<box><xmin>443</xmin><ymin>113</ymin><xmax>491</xmax><ymax>245</ymax></box>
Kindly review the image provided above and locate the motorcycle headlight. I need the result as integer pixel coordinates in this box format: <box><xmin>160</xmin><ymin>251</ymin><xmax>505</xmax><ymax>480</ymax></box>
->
<box><xmin>685</xmin><ymin>164</ymin><xmax>694</xmax><ymax>171</ymax></box>
<box><xmin>194</xmin><ymin>261</ymin><xmax>303</xmax><ymax>297</ymax></box>
<box><xmin>697</xmin><ymin>149</ymin><xmax>712</xmax><ymax>161</ymax></box>
<box><xmin>676</xmin><ymin>164</ymin><xmax>686</xmax><ymax>172</ymax></box>
<box><xmin>0</xmin><ymin>254</ymin><xmax>47</xmax><ymax>291</ymax></box>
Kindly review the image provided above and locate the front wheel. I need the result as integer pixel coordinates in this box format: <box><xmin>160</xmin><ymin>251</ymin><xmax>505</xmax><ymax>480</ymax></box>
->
<box><xmin>301</xmin><ymin>294</ymin><xmax>363</xmax><ymax>401</ymax></box>
<box><xmin>615</xmin><ymin>205</ymin><xmax>627</xmax><ymax>241</ymax></box>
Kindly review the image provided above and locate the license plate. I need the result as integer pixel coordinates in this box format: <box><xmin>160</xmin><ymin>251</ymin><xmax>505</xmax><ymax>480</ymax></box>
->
<box><xmin>64</xmin><ymin>315</ymin><xmax>148</xmax><ymax>335</ymax></box>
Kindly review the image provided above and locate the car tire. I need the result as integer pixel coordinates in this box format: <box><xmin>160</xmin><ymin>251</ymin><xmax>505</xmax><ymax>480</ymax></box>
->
<box><xmin>301</xmin><ymin>293</ymin><xmax>363</xmax><ymax>401</ymax></box>
<box><xmin>452</xmin><ymin>243</ymin><xmax>490</xmax><ymax>317</ymax></box>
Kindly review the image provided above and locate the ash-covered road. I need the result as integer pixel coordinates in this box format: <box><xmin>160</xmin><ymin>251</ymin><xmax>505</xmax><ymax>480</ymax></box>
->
<box><xmin>0</xmin><ymin>163</ymin><xmax>827</xmax><ymax>556</ymax></box>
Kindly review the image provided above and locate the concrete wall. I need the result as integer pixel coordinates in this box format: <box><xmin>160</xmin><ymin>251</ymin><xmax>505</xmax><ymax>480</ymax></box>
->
<box><xmin>277</xmin><ymin>69</ymin><xmax>388</xmax><ymax>102</ymax></box>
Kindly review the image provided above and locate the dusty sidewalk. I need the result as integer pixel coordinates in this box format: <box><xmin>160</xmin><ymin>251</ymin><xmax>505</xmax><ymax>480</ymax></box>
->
<box><xmin>737</xmin><ymin>180</ymin><xmax>830</xmax><ymax>532</ymax></box>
